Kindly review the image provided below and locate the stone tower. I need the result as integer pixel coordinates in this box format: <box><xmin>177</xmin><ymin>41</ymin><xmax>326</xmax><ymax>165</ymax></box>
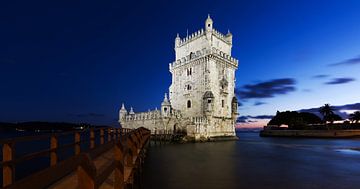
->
<box><xmin>168</xmin><ymin>15</ymin><xmax>239</xmax><ymax>138</ymax></box>
<box><xmin>120</xmin><ymin>15</ymin><xmax>239</xmax><ymax>140</ymax></box>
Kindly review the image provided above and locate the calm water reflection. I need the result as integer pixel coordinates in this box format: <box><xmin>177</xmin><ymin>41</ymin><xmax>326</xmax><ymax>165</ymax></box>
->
<box><xmin>142</xmin><ymin>132</ymin><xmax>360</xmax><ymax>189</ymax></box>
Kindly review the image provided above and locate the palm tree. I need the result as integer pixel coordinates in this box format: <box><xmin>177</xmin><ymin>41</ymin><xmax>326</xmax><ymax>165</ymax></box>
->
<box><xmin>349</xmin><ymin>111</ymin><xmax>360</xmax><ymax>123</ymax></box>
<box><xmin>319</xmin><ymin>104</ymin><xmax>334</xmax><ymax>124</ymax></box>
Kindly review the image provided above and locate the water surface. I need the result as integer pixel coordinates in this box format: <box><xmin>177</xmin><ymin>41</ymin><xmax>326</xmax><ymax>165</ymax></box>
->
<box><xmin>142</xmin><ymin>132</ymin><xmax>360</xmax><ymax>189</ymax></box>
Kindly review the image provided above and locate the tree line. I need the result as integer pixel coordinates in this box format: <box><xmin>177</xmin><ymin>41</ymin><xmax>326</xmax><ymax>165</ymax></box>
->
<box><xmin>268</xmin><ymin>104</ymin><xmax>360</xmax><ymax>130</ymax></box>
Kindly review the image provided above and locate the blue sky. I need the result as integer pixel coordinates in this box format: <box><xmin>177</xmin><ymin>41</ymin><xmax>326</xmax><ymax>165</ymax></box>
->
<box><xmin>1</xmin><ymin>0</ymin><xmax>360</xmax><ymax>126</ymax></box>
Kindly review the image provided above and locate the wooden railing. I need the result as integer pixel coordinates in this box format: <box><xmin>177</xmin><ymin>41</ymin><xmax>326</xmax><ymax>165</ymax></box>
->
<box><xmin>0</xmin><ymin>127</ymin><xmax>149</xmax><ymax>189</ymax></box>
<box><xmin>77</xmin><ymin>127</ymin><xmax>150</xmax><ymax>189</ymax></box>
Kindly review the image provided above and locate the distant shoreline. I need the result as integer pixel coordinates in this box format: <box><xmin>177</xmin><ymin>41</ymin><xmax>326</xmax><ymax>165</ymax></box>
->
<box><xmin>260</xmin><ymin>129</ymin><xmax>360</xmax><ymax>138</ymax></box>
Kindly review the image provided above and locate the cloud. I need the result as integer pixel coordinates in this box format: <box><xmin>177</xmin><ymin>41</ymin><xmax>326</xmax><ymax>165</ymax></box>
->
<box><xmin>68</xmin><ymin>113</ymin><xmax>106</xmax><ymax>118</ymax></box>
<box><xmin>312</xmin><ymin>74</ymin><xmax>329</xmax><ymax>79</ymax></box>
<box><xmin>330</xmin><ymin>55</ymin><xmax>360</xmax><ymax>66</ymax></box>
<box><xmin>237</xmin><ymin>116</ymin><xmax>247</xmax><ymax>123</ymax></box>
<box><xmin>325</xmin><ymin>77</ymin><xmax>355</xmax><ymax>85</ymax></box>
<box><xmin>299</xmin><ymin>102</ymin><xmax>360</xmax><ymax>119</ymax></box>
<box><xmin>236</xmin><ymin>115</ymin><xmax>273</xmax><ymax>123</ymax></box>
<box><xmin>249</xmin><ymin>115</ymin><xmax>274</xmax><ymax>119</ymax></box>
<box><xmin>236</xmin><ymin>78</ymin><xmax>296</xmax><ymax>99</ymax></box>
<box><xmin>254</xmin><ymin>101</ymin><xmax>266</xmax><ymax>106</ymax></box>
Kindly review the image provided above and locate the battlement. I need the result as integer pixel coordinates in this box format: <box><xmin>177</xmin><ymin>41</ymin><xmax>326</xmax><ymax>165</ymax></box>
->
<box><xmin>178</xmin><ymin>29</ymin><xmax>205</xmax><ymax>46</ymax></box>
<box><xmin>170</xmin><ymin>47</ymin><xmax>238</xmax><ymax>70</ymax></box>
<box><xmin>123</xmin><ymin>109</ymin><xmax>161</xmax><ymax>122</ymax></box>
<box><xmin>177</xmin><ymin>28</ymin><xmax>231</xmax><ymax>47</ymax></box>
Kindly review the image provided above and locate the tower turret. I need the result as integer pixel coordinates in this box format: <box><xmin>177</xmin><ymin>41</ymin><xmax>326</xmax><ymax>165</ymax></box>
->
<box><xmin>129</xmin><ymin>107</ymin><xmax>135</xmax><ymax>115</ymax></box>
<box><xmin>175</xmin><ymin>33</ymin><xmax>180</xmax><ymax>48</ymax></box>
<box><xmin>161</xmin><ymin>93</ymin><xmax>171</xmax><ymax>117</ymax></box>
<box><xmin>203</xmin><ymin>91</ymin><xmax>215</xmax><ymax>116</ymax></box>
<box><xmin>205</xmin><ymin>14</ymin><xmax>213</xmax><ymax>32</ymax></box>
<box><xmin>119</xmin><ymin>103</ymin><xmax>127</xmax><ymax>121</ymax></box>
<box><xmin>205</xmin><ymin>14</ymin><xmax>213</xmax><ymax>40</ymax></box>
<box><xmin>226</xmin><ymin>29</ymin><xmax>233</xmax><ymax>44</ymax></box>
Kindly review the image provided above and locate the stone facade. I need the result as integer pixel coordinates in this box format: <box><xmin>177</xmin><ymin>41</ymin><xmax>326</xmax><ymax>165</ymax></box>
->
<box><xmin>119</xmin><ymin>15</ymin><xmax>239</xmax><ymax>140</ymax></box>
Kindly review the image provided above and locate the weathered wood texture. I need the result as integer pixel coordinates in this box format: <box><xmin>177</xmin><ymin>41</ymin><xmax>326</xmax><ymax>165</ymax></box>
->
<box><xmin>0</xmin><ymin>127</ymin><xmax>149</xmax><ymax>189</ymax></box>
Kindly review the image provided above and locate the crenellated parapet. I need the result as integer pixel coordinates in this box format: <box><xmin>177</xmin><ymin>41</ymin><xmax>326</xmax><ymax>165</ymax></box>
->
<box><xmin>177</xmin><ymin>29</ymin><xmax>206</xmax><ymax>47</ymax></box>
<box><xmin>176</xmin><ymin>28</ymin><xmax>232</xmax><ymax>48</ymax></box>
<box><xmin>169</xmin><ymin>47</ymin><xmax>238</xmax><ymax>70</ymax></box>
<box><xmin>123</xmin><ymin>109</ymin><xmax>161</xmax><ymax>122</ymax></box>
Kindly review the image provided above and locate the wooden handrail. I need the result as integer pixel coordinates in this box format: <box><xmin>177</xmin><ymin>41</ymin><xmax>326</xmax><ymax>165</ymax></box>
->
<box><xmin>1</xmin><ymin>127</ymin><xmax>140</xmax><ymax>188</ymax></box>
<box><xmin>77</xmin><ymin>127</ymin><xmax>150</xmax><ymax>189</ymax></box>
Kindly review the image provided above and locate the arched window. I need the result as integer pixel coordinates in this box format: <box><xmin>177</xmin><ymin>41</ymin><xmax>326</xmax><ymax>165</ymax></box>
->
<box><xmin>187</xmin><ymin>100</ymin><xmax>191</xmax><ymax>108</ymax></box>
<box><xmin>187</xmin><ymin>84</ymin><xmax>192</xmax><ymax>90</ymax></box>
<box><xmin>187</xmin><ymin>67</ymin><xmax>192</xmax><ymax>76</ymax></box>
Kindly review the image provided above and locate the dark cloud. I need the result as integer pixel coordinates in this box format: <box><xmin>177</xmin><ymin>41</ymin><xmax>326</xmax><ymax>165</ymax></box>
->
<box><xmin>254</xmin><ymin>101</ymin><xmax>266</xmax><ymax>106</ymax></box>
<box><xmin>236</xmin><ymin>78</ymin><xmax>296</xmax><ymax>99</ymax></box>
<box><xmin>312</xmin><ymin>74</ymin><xmax>329</xmax><ymax>79</ymax></box>
<box><xmin>237</xmin><ymin>115</ymin><xmax>273</xmax><ymax>123</ymax></box>
<box><xmin>249</xmin><ymin>115</ymin><xmax>274</xmax><ymax>119</ymax></box>
<box><xmin>68</xmin><ymin>113</ymin><xmax>106</xmax><ymax>118</ymax></box>
<box><xmin>237</xmin><ymin>116</ymin><xmax>248</xmax><ymax>123</ymax></box>
<box><xmin>325</xmin><ymin>77</ymin><xmax>355</xmax><ymax>85</ymax></box>
<box><xmin>329</xmin><ymin>55</ymin><xmax>360</xmax><ymax>66</ymax></box>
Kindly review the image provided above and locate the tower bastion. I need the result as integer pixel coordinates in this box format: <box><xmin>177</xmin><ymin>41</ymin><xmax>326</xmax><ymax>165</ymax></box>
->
<box><xmin>119</xmin><ymin>15</ymin><xmax>239</xmax><ymax>141</ymax></box>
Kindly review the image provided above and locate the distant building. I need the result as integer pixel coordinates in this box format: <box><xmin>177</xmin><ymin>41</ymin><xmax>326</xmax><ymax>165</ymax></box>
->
<box><xmin>119</xmin><ymin>15</ymin><xmax>239</xmax><ymax>140</ymax></box>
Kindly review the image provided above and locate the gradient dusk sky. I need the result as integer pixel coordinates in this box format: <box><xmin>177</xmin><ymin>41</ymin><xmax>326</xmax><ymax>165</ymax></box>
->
<box><xmin>1</xmin><ymin>0</ymin><xmax>360</xmax><ymax>126</ymax></box>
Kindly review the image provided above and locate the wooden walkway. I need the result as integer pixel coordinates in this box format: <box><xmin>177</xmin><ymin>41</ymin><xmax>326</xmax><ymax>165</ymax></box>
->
<box><xmin>0</xmin><ymin>127</ymin><xmax>150</xmax><ymax>189</ymax></box>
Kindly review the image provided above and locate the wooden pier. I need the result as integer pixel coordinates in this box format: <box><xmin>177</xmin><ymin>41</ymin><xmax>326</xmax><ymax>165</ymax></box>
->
<box><xmin>0</xmin><ymin>127</ymin><xmax>150</xmax><ymax>189</ymax></box>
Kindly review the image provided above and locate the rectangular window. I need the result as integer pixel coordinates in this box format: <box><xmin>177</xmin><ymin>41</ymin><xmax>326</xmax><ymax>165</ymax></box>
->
<box><xmin>222</xmin><ymin>100</ymin><xmax>224</xmax><ymax>108</ymax></box>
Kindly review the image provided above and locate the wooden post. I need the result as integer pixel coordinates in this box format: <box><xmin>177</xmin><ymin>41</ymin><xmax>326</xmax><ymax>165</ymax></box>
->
<box><xmin>114</xmin><ymin>141</ymin><xmax>125</xmax><ymax>189</ymax></box>
<box><xmin>113</xmin><ymin>128</ymin><xmax>117</xmax><ymax>141</ymax></box>
<box><xmin>117</xmin><ymin>129</ymin><xmax>121</xmax><ymax>141</ymax></box>
<box><xmin>90</xmin><ymin>128</ymin><xmax>95</xmax><ymax>149</ymax></box>
<box><xmin>3</xmin><ymin>142</ymin><xmax>15</xmax><ymax>187</ymax></box>
<box><xmin>108</xmin><ymin>128</ymin><xmax>112</xmax><ymax>142</ymax></box>
<box><xmin>75</xmin><ymin>132</ymin><xmax>81</xmax><ymax>155</ymax></box>
<box><xmin>100</xmin><ymin>129</ymin><xmax>104</xmax><ymax>145</ymax></box>
<box><xmin>50</xmin><ymin>135</ymin><xmax>58</xmax><ymax>166</ymax></box>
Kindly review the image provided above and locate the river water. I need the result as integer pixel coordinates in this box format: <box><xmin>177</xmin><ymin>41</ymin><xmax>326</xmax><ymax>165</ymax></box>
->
<box><xmin>142</xmin><ymin>132</ymin><xmax>360</xmax><ymax>189</ymax></box>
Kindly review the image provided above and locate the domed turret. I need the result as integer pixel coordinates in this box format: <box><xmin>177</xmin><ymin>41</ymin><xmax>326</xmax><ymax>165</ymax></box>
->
<box><xmin>129</xmin><ymin>107</ymin><xmax>135</xmax><ymax>115</ymax></box>
<box><xmin>226</xmin><ymin>29</ymin><xmax>233</xmax><ymax>44</ymax></box>
<box><xmin>205</xmin><ymin>14</ymin><xmax>213</xmax><ymax>32</ymax></box>
<box><xmin>175</xmin><ymin>33</ymin><xmax>181</xmax><ymax>48</ymax></box>
<box><xmin>119</xmin><ymin>103</ymin><xmax>128</xmax><ymax>121</ymax></box>
<box><xmin>203</xmin><ymin>91</ymin><xmax>215</xmax><ymax>114</ymax></box>
<box><xmin>161</xmin><ymin>93</ymin><xmax>171</xmax><ymax>117</ymax></box>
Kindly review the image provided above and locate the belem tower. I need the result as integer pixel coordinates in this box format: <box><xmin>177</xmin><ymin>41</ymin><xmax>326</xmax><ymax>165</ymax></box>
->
<box><xmin>119</xmin><ymin>15</ymin><xmax>239</xmax><ymax>140</ymax></box>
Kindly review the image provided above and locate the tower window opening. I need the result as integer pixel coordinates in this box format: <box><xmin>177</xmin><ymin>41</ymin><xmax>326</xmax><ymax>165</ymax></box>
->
<box><xmin>222</xmin><ymin>100</ymin><xmax>224</xmax><ymax>108</ymax></box>
<box><xmin>187</xmin><ymin>84</ymin><xmax>192</xmax><ymax>90</ymax></box>
<box><xmin>208</xmin><ymin>24</ymin><xmax>210</xmax><ymax>27</ymax></box>
<box><xmin>208</xmin><ymin>99</ymin><xmax>212</xmax><ymax>103</ymax></box>
<box><xmin>187</xmin><ymin>68</ymin><xmax>192</xmax><ymax>76</ymax></box>
<box><xmin>187</xmin><ymin>100</ymin><xmax>191</xmax><ymax>108</ymax></box>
